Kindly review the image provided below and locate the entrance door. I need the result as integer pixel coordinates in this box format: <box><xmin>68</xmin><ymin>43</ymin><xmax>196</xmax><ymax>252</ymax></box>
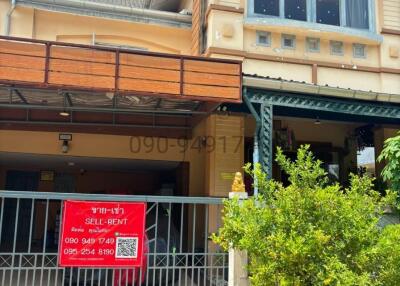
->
<box><xmin>1</xmin><ymin>171</ymin><xmax>39</xmax><ymax>251</ymax></box>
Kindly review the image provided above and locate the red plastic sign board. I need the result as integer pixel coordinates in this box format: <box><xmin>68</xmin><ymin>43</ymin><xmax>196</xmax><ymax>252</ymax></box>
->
<box><xmin>59</xmin><ymin>200</ymin><xmax>146</xmax><ymax>267</ymax></box>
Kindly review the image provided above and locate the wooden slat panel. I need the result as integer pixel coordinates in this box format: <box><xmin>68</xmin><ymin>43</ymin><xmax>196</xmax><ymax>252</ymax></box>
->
<box><xmin>0</xmin><ymin>53</ymin><xmax>45</xmax><ymax>70</ymax></box>
<box><xmin>184</xmin><ymin>59</ymin><xmax>240</xmax><ymax>75</ymax></box>
<box><xmin>0</xmin><ymin>67</ymin><xmax>44</xmax><ymax>83</ymax></box>
<box><xmin>119</xmin><ymin>65</ymin><xmax>180</xmax><ymax>82</ymax></box>
<box><xmin>383</xmin><ymin>0</ymin><xmax>400</xmax><ymax>30</ymax></box>
<box><xmin>184</xmin><ymin>84</ymin><xmax>240</xmax><ymax>99</ymax></box>
<box><xmin>119</xmin><ymin>53</ymin><xmax>181</xmax><ymax>70</ymax></box>
<box><xmin>50</xmin><ymin>59</ymin><xmax>115</xmax><ymax>76</ymax></box>
<box><xmin>48</xmin><ymin>72</ymin><xmax>114</xmax><ymax>89</ymax></box>
<box><xmin>191</xmin><ymin>0</ymin><xmax>201</xmax><ymax>56</ymax></box>
<box><xmin>50</xmin><ymin>46</ymin><xmax>115</xmax><ymax>64</ymax></box>
<box><xmin>0</xmin><ymin>40</ymin><xmax>46</xmax><ymax>57</ymax></box>
<box><xmin>119</xmin><ymin>78</ymin><xmax>180</xmax><ymax>94</ymax></box>
<box><xmin>184</xmin><ymin>71</ymin><xmax>240</xmax><ymax>87</ymax></box>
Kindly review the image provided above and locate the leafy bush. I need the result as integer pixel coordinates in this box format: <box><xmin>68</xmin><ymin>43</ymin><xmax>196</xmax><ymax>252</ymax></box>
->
<box><xmin>378</xmin><ymin>131</ymin><xmax>400</xmax><ymax>195</ymax></box>
<box><xmin>212</xmin><ymin>145</ymin><xmax>400</xmax><ymax>286</ymax></box>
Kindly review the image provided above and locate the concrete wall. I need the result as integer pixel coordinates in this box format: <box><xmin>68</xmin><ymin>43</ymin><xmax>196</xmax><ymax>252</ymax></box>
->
<box><xmin>1</xmin><ymin>1</ymin><xmax>191</xmax><ymax>54</ymax></box>
<box><xmin>0</xmin><ymin>116</ymin><xmax>247</xmax><ymax>199</ymax></box>
<box><xmin>0</xmin><ymin>117</ymin><xmax>208</xmax><ymax>196</ymax></box>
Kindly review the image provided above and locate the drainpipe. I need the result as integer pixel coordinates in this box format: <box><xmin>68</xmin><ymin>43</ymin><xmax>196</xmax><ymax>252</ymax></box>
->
<box><xmin>5</xmin><ymin>0</ymin><xmax>16</xmax><ymax>36</ymax></box>
<box><xmin>243</xmin><ymin>88</ymin><xmax>261</xmax><ymax>196</ymax></box>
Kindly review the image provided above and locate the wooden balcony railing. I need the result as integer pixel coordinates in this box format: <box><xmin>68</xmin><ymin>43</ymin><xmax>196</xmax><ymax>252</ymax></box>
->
<box><xmin>0</xmin><ymin>36</ymin><xmax>242</xmax><ymax>102</ymax></box>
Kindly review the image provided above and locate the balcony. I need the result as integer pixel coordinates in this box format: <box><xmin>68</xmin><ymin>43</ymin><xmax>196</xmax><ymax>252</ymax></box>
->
<box><xmin>0</xmin><ymin>36</ymin><xmax>241</xmax><ymax>136</ymax></box>
<box><xmin>0</xmin><ymin>36</ymin><xmax>241</xmax><ymax>102</ymax></box>
<box><xmin>15</xmin><ymin>0</ymin><xmax>191</xmax><ymax>28</ymax></box>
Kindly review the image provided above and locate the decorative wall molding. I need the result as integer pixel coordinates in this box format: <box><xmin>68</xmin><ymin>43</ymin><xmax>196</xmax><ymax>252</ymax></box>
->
<box><xmin>206</xmin><ymin>47</ymin><xmax>400</xmax><ymax>75</ymax></box>
<box><xmin>381</xmin><ymin>28</ymin><xmax>400</xmax><ymax>36</ymax></box>
<box><xmin>205</xmin><ymin>4</ymin><xmax>244</xmax><ymax>20</ymax></box>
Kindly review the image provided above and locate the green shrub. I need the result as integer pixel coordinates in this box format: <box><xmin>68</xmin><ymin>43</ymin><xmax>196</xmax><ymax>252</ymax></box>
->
<box><xmin>212</xmin><ymin>145</ymin><xmax>399</xmax><ymax>286</ymax></box>
<box><xmin>378</xmin><ymin>131</ymin><xmax>400</xmax><ymax>196</ymax></box>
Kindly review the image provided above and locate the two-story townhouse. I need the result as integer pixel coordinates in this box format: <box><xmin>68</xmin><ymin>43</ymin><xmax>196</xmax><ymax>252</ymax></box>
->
<box><xmin>0</xmin><ymin>0</ymin><xmax>241</xmax><ymax>284</ymax></box>
<box><xmin>0</xmin><ymin>0</ymin><xmax>399</xmax><ymax>285</ymax></box>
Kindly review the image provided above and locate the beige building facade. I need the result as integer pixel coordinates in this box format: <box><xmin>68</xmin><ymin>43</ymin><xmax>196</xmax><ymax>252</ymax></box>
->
<box><xmin>0</xmin><ymin>0</ymin><xmax>398</xmax><ymax>285</ymax></box>
<box><xmin>204</xmin><ymin>0</ymin><xmax>399</xmax><ymax>95</ymax></box>
<box><xmin>0</xmin><ymin>0</ymin><xmax>398</xmax><ymax>194</ymax></box>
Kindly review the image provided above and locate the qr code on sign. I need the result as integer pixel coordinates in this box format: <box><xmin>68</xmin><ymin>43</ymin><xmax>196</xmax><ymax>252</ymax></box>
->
<box><xmin>115</xmin><ymin>237</ymin><xmax>138</xmax><ymax>259</ymax></box>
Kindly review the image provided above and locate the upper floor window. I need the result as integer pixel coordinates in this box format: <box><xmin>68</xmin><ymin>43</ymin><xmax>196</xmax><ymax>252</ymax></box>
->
<box><xmin>330</xmin><ymin>40</ymin><xmax>344</xmax><ymax>55</ymax></box>
<box><xmin>255</xmin><ymin>0</ymin><xmax>279</xmax><ymax>16</ymax></box>
<box><xmin>282</xmin><ymin>34</ymin><xmax>296</xmax><ymax>49</ymax></box>
<box><xmin>306</xmin><ymin>37</ymin><xmax>320</xmax><ymax>52</ymax></box>
<box><xmin>317</xmin><ymin>0</ymin><xmax>340</xmax><ymax>26</ymax></box>
<box><xmin>285</xmin><ymin>0</ymin><xmax>307</xmax><ymax>21</ymax></box>
<box><xmin>353</xmin><ymin>43</ymin><xmax>366</xmax><ymax>58</ymax></box>
<box><xmin>256</xmin><ymin>31</ymin><xmax>272</xmax><ymax>46</ymax></box>
<box><xmin>346</xmin><ymin>0</ymin><xmax>369</xmax><ymax>29</ymax></box>
<box><xmin>252</xmin><ymin>0</ymin><xmax>373</xmax><ymax>31</ymax></box>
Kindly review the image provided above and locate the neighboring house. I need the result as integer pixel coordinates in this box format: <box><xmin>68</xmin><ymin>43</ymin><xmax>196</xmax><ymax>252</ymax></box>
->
<box><xmin>201</xmin><ymin>0</ymin><xmax>400</xmax><ymax>184</ymax></box>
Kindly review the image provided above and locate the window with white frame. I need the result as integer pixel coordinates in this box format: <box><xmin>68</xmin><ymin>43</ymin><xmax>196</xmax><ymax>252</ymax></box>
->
<box><xmin>256</xmin><ymin>31</ymin><xmax>271</xmax><ymax>46</ymax></box>
<box><xmin>346</xmin><ymin>0</ymin><xmax>369</xmax><ymax>29</ymax></box>
<box><xmin>330</xmin><ymin>40</ymin><xmax>344</xmax><ymax>55</ymax></box>
<box><xmin>282</xmin><ymin>34</ymin><xmax>296</xmax><ymax>49</ymax></box>
<box><xmin>285</xmin><ymin>0</ymin><xmax>307</xmax><ymax>21</ymax></box>
<box><xmin>251</xmin><ymin>0</ymin><xmax>373</xmax><ymax>31</ymax></box>
<box><xmin>306</xmin><ymin>37</ymin><xmax>320</xmax><ymax>52</ymax></box>
<box><xmin>254</xmin><ymin>0</ymin><xmax>279</xmax><ymax>16</ymax></box>
<box><xmin>353</xmin><ymin>43</ymin><xmax>366</xmax><ymax>58</ymax></box>
<box><xmin>317</xmin><ymin>0</ymin><xmax>340</xmax><ymax>26</ymax></box>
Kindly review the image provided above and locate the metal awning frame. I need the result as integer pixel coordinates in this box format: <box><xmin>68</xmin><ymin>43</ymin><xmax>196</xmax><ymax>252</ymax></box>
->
<box><xmin>244</xmin><ymin>87</ymin><xmax>400</xmax><ymax>178</ymax></box>
<box><xmin>0</xmin><ymin>85</ymin><xmax>212</xmax><ymax>131</ymax></box>
<box><xmin>0</xmin><ymin>86</ymin><xmax>206</xmax><ymax>116</ymax></box>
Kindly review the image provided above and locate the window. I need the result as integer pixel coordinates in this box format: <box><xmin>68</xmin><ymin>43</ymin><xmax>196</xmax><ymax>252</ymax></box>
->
<box><xmin>254</xmin><ymin>0</ymin><xmax>279</xmax><ymax>16</ymax></box>
<box><xmin>256</xmin><ymin>31</ymin><xmax>271</xmax><ymax>46</ymax></box>
<box><xmin>316</xmin><ymin>0</ymin><xmax>340</xmax><ymax>26</ymax></box>
<box><xmin>285</xmin><ymin>0</ymin><xmax>307</xmax><ymax>21</ymax></box>
<box><xmin>353</xmin><ymin>43</ymin><xmax>366</xmax><ymax>58</ymax></box>
<box><xmin>346</xmin><ymin>0</ymin><xmax>369</xmax><ymax>29</ymax></box>
<box><xmin>251</xmin><ymin>0</ymin><xmax>372</xmax><ymax>31</ymax></box>
<box><xmin>282</xmin><ymin>34</ymin><xmax>296</xmax><ymax>49</ymax></box>
<box><xmin>330</xmin><ymin>41</ymin><xmax>344</xmax><ymax>55</ymax></box>
<box><xmin>306</xmin><ymin>37</ymin><xmax>320</xmax><ymax>52</ymax></box>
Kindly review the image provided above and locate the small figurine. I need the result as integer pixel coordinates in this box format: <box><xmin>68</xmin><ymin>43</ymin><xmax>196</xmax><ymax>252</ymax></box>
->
<box><xmin>231</xmin><ymin>172</ymin><xmax>246</xmax><ymax>193</ymax></box>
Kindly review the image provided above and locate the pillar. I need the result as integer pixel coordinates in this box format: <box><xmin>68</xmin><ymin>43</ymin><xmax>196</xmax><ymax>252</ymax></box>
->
<box><xmin>260</xmin><ymin>104</ymin><xmax>273</xmax><ymax>177</ymax></box>
<box><xmin>228</xmin><ymin>191</ymin><xmax>249</xmax><ymax>286</ymax></box>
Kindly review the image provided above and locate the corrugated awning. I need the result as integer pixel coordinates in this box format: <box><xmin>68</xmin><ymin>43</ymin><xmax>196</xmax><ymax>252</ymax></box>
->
<box><xmin>243</xmin><ymin>74</ymin><xmax>400</xmax><ymax>104</ymax></box>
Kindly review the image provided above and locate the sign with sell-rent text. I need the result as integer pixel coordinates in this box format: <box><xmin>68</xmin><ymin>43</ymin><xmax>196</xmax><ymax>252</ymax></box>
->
<box><xmin>59</xmin><ymin>200</ymin><xmax>146</xmax><ymax>267</ymax></box>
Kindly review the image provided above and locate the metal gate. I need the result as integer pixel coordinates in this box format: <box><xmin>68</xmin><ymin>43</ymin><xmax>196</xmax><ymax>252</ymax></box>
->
<box><xmin>0</xmin><ymin>191</ymin><xmax>227</xmax><ymax>286</ymax></box>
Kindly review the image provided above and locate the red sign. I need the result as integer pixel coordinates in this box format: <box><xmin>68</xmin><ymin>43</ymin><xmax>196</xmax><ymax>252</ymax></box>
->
<box><xmin>59</xmin><ymin>200</ymin><xmax>146</xmax><ymax>267</ymax></box>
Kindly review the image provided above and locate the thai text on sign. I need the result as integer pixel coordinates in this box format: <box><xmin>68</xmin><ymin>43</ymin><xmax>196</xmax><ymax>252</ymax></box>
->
<box><xmin>59</xmin><ymin>200</ymin><xmax>146</xmax><ymax>267</ymax></box>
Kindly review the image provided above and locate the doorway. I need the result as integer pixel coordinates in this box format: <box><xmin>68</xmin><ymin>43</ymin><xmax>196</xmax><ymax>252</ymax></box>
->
<box><xmin>1</xmin><ymin>170</ymin><xmax>39</xmax><ymax>251</ymax></box>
